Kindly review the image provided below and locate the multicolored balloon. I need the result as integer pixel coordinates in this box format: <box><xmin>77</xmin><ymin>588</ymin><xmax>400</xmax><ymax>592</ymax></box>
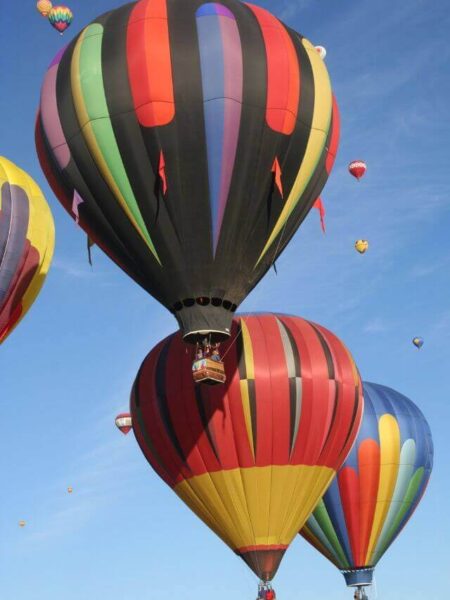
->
<box><xmin>115</xmin><ymin>413</ymin><xmax>133</xmax><ymax>435</ymax></box>
<box><xmin>301</xmin><ymin>382</ymin><xmax>433</xmax><ymax>596</ymax></box>
<box><xmin>413</xmin><ymin>337</ymin><xmax>424</xmax><ymax>349</ymax></box>
<box><xmin>36</xmin><ymin>0</ymin><xmax>340</xmax><ymax>342</ymax></box>
<box><xmin>131</xmin><ymin>314</ymin><xmax>363</xmax><ymax>585</ymax></box>
<box><xmin>37</xmin><ymin>0</ymin><xmax>53</xmax><ymax>17</ymax></box>
<box><xmin>48</xmin><ymin>5</ymin><xmax>73</xmax><ymax>34</ymax></box>
<box><xmin>0</xmin><ymin>157</ymin><xmax>55</xmax><ymax>344</ymax></box>
<box><xmin>355</xmin><ymin>240</ymin><xmax>369</xmax><ymax>254</ymax></box>
<box><xmin>349</xmin><ymin>160</ymin><xmax>367</xmax><ymax>181</ymax></box>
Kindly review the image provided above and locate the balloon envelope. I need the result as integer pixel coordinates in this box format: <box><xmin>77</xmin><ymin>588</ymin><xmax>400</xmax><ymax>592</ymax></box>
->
<box><xmin>37</xmin><ymin>0</ymin><xmax>53</xmax><ymax>17</ymax></box>
<box><xmin>0</xmin><ymin>157</ymin><xmax>55</xmax><ymax>343</ymax></box>
<box><xmin>349</xmin><ymin>160</ymin><xmax>367</xmax><ymax>180</ymax></box>
<box><xmin>315</xmin><ymin>45</ymin><xmax>327</xmax><ymax>60</ymax></box>
<box><xmin>115</xmin><ymin>413</ymin><xmax>133</xmax><ymax>435</ymax></box>
<box><xmin>413</xmin><ymin>337</ymin><xmax>424</xmax><ymax>349</ymax></box>
<box><xmin>36</xmin><ymin>0</ymin><xmax>340</xmax><ymax>341</ymax></box>
<box><xmin>355</xmin><ymin>240</ymin><xmax>368</xmax><ymax>254</ymax></box>
<box><xmin>131</xmin><ymin>313</ymin><xmax>363</xmax><ymax>581</ymax></box>
<box><xmin>48</xmin><ymin>5</ymin><xmax>73</xmax><ymax>34</ymax></box>
<box><xmin>301</xmin><ymin>382</ymin><xmax>433</xmax><ymax>587</ymax></box>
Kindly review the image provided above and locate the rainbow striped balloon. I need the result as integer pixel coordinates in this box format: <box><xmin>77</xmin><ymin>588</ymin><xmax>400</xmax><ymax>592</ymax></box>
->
<box><xmin>48</xmin><ymin>5</ymin><xmax>73</xmax><ymax>34</ymax></box>
<box><xmin>0</xmin><ymin>157</ymin><xmax>55</xmax><ymax>343</ymax></box>
<box><xmin>301</xmin><ymin>382</ymin><xmax>433</xmax><ymax>590</ymax></box>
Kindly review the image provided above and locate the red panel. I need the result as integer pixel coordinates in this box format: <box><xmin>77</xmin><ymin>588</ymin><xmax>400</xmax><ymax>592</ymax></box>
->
<box><xmin>251</xmin><ymin>315</ymin><xmax>290</xmax><ymax>466</ymax></box>
<box><xmin>246</xmin><ymin>4</ymin><xmax>300</xmax><ymax>135</ymax></box>
<box><xmin>127</xmin><ymin>0</ymin><xmax>175</xmax><ymax>128</ymax></box>
<box><xmin>283</xmin><ymin>316</ymin><xmax>331</xmax><ymax>466</ymax></box>
<box><xmin>358</xmin><ymin>439</ymin><xmax>380</xmax><ymax>565</ymax></box>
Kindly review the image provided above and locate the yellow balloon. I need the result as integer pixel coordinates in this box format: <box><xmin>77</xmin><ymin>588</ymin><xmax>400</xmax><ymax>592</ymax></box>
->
<box><xmin>36</xmin><ymin>0</ymin><xmax>53</xmax><ymax>17</ymax></box>
<box><xmin>355</xmin><ymin>239</ymin><xmax>369</xmax><ymax>254</ymax></box>
<box><xmin>18</xmin><ymin>520</ymin><xmax>26</xmax><ymax>528</ymax></box>
<box><xmin>0</xmin><ymin>157</ymin><xmax>55</xmax><ymax>344</ymax></box>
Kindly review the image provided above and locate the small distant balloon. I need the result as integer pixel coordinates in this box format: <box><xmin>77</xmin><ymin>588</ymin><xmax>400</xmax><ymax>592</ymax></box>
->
<box><xmin>115</xmin><ymin>413</ymin><xmax>132</xmax><ymax>435</ymax></box>
<box><xmin>413</xmin><ymin>337</ymin><xmax>424</xmax><ymax>349</ymax></box>
<box><xmin>37</xmin><ymin>0</ymin><xmax>52</xmax><ymax>17</ymax></box>
<box><xmin>355</xmin><ymin>240</ymin><xmax>369</xmax><ymax>254</ymax></box>
<box><xmin>48</xmin><ymin>5</ymin><xmax>73</xmax><ymax>34</ymax></box>
<box><xmin>19</xmin><ymin>520</ymin><xmax>26</xmax><ymax>528</ymax></box>
<box><xmin>67</xmin><ymin>487</ymin><xmax>73</xmax><ymax>494</ymax></box>
<box><xmin>315</xmin><ymin>45</ymin><xmax>327</xmax><ymax>60</ymax></box>
<box><xmin>349</xmin><ymin>160</ymin><xmax>367</xmax><ymax>180</ymax></box>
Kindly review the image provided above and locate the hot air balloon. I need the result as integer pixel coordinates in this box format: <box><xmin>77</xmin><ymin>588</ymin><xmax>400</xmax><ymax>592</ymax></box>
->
<box><xmin>67</xmin><ymin>486</ymin><xmax>73</xmax><ymax>493</ymax></box>
<box><xmin>0</xmin><ymin>157</ymin><xmax>55</xmax><ymax>344</ymax></box>
<box><xmin>48</xmin><ymin>5</ymin><xmax>73</xmax><ymax>34</ymax></box>
<box><xmin>413</xmin><ymin>337</ymin><xmax>424</xmax><ymax>349</ymax></box>
<box><xmin>115</xmin><ymin>413</ymin><xmax>133</xmax><ymax>435</ymax></box>
<box><xmin>37</xmin><ymin>0</ymin><xmax>53</xmax><ymax>17</ymax></box>
<box><xmin>18</xmin><ymin>520</ymin><xmax>26</xmax><ymax>528</ymax></box>
<box><xmin>355</xmin><ymin>240</ymin><xmax>368</xmax><ymax>254</ymax></box>
<box><xmin>315</xmin><ymin>45</ymin><xmax>327</xmax><ymax>60</ymax></box>
<box><xmin>130</xmin><ymin>314</ymin><xmax>363</xmax><ymax>592</ymax></box>
<box><xmin>36</xmin><ymin>0</ymin><xmax>340</xmax><ymax>344</ymax></box>
<box><xmin>349</xmin><ymin>161</ymin><xmax>367</xmax><ymax>181</ymax></box>
<box><xmin>301</xmin><ymin>382</ymin><xmax>433</xmax><ymax>599</ymax></box>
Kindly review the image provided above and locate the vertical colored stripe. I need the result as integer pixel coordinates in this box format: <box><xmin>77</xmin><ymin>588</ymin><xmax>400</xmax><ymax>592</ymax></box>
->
<box><xmin>372</xmin><ymin>468</ymin><xmax>425</xmax><ymax>562</ymax></box>
<box><xmin>357</xmin><ymin>439</ymin><xmax>380</xmax><ymax>565</ymax></box>
<box><xmin>196</xmin><ymin>3</ymin><xmax>243</xmax><ymax>251</ymax></box>
<box><xmin>239</xmin><ymin>319</ymin><xmax>256</xmax><ymax>456</ymax></box>
<box><xmin>246</xmin><ymin>4</ymin><xmax>299</xmax><ymax>135</ymax></box>
<box><xmin>40</xmin><ymin>50</ymin><xmax>71</xmax><ymax>169</ymax></box>
<box><xmin>365</xmin><ymin>415</ymin><xmax>400</xmax><ymax>562</ymax></box>
<box><xmin>256</xmin><ymin>38</ymin><xmax>332</xmax><ymax>265</ymax></box>
<box><xmin>71</xmin><ymin>24</ymin><xmax>161</xmax><ymax>263</ymax></box>
<box><xmin>127</xmin><ymin>0</ymin><xmax>175</xmax><ymax>127</ymax></box>
<box><xmin>370</xmin><ymin>439</ymin><xmax>416</xmax><ymax>561</ymax></box>
<box><xmin>0</xmin><ymin>184</ymin><xmax>30</xmax><ymax>307</ymax></box>
<box><xmin>310</xmin><ymin>501</ymin><xmax>350</xmax><ymax>567</ymax></box>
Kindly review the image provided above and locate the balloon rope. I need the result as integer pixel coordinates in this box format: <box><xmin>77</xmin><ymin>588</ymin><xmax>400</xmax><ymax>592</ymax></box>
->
<box><xmin>221</xmin><ymin>326</ymin><xmax>243</xmax><ymax>360</ymax></box>
<box><xmin>270</xmin><ymin>221</ymin><xmax>289</xmax><ymax>271</ymax></box>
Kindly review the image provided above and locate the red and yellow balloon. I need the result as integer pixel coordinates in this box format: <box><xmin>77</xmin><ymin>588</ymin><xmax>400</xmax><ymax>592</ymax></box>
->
<box><xmin>131</xmin><ymin>314</ymin><xmax>363</xmax><ymax>582</ymax></box>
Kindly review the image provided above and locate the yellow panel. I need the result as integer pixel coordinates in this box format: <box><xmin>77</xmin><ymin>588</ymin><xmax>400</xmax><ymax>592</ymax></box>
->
<box><xmin>175</xmin><ymin>464</ymin><xmax>334</xmax><ymax>551</ymax></box>
<box><xmin>240</xmin><ymin>319</ymin><xmax>255</xmax><ymax>380</ymax></box>
<box><xmin>365</xmin><ymin>415</ymin><xmax>400</xmax><ymax>562</ymax></box>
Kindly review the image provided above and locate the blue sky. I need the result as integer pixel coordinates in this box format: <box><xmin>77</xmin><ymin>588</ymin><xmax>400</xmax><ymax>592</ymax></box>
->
<box><xmin>1</xmin><ymin>0</ymin><xmax>449</xmax><ymax>598</ymax></box>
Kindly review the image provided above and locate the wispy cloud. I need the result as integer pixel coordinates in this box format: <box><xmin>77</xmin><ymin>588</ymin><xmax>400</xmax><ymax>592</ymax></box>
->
<box><xmin>363</xmin><ymin>317</ymin><xmax>389</xmax><ymax>334</ymax></box>
<box><xmin>52</xmin><ymin>257</ymin><xmax>93</xmax><ymax>279</ymax></box>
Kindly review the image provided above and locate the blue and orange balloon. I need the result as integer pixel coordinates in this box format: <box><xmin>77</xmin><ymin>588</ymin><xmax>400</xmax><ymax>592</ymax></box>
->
<box><xmin>301</xmin><ymin>382</ymin><xmax>433</xmax><ymax>596</ymax></box>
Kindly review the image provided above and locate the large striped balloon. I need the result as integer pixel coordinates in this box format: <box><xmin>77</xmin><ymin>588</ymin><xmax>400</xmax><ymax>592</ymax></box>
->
<box><xmin>0</xmin><ymin>157</ymin><xmax>55</xmax><ymax>343</ymax></box>
<box><xmin>131</xmin><ymin>314</ymin><xmax>362</xmax><ymax>581</ymax></box>
<box><xmin>301</xmin><ymin>382</ymin><xmax>433</xmax><ymax>590</ymax></box>
<box><xmin>36</xmin><ymin>0</ymin><xmax>340</xmax><ymax>342</ymax></box>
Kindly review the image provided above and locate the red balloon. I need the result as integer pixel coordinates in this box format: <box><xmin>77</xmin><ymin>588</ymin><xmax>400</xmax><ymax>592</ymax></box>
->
<box><xmin>348</xmin><ymin>160</ymin><xmax>367</xmax><ymax>180</ymax></box>
<box><xmin>115</xmin><ymin>413</ymin><xmax>132</xmax><ymax>435</ymax></box>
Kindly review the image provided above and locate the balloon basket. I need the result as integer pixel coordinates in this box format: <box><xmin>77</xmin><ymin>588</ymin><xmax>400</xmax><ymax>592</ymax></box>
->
<box><xmin>192</xmin><ymin>358</ymin><xmax>226</xmax><ymax>385</ymax></box>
